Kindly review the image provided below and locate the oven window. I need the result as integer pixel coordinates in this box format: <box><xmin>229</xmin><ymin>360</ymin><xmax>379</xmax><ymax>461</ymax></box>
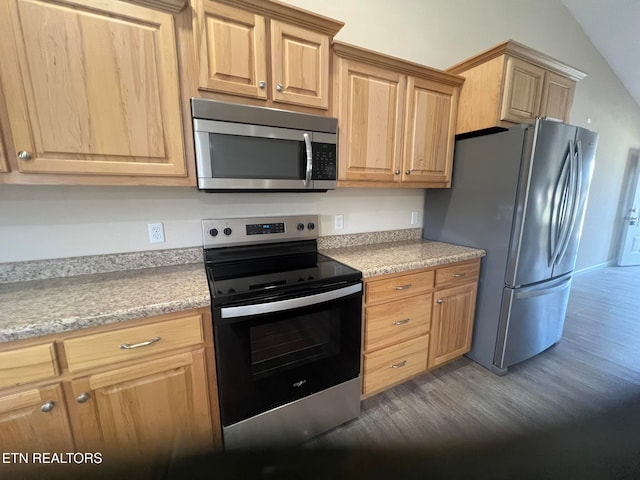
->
<box><xmin>209</xmin><ymin>133</ymin><xmax>303</xmax><ymax>180</ymax></box>
<box><xmin>250</xmin><ymin>312</ymin><xmax>340</xmax><ymax>377</ymax></box>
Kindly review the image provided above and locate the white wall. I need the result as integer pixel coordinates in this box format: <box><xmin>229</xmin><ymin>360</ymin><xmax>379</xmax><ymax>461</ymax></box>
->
<box><xmin>0</xmin><ymin>185</ymin><xmax>423</xmax><ymax>262</ymax></box>
<box><xmin>282</xmin><ymin>0</ymin><xmax>640</xmax><ymax>270</ymax></box>
<box><xmin>2</xmin><ymin>0</ymin><xmax>639</xmax><ymax>268</ymax></box>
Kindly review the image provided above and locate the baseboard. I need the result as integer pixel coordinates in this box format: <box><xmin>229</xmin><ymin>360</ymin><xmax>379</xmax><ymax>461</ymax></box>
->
<box><xmin>574</xmin><ymin>259</ymin><xmax>617</xmax><ymax>275</ymax></box>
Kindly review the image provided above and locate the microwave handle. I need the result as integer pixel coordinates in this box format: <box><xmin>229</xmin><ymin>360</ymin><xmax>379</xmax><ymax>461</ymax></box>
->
<box><xmin>303</xmin><ymin>133</ymin><xmax>313</xmax><ymax>187</ymax></box>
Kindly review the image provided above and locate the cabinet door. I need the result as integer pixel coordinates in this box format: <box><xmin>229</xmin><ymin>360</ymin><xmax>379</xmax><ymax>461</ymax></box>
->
<box><xmin>0</xmin><ymin>383</ymin><xmax>74</xmax><ymax>452</ymax></box>
<box><xmin>68</xmin><ymin>350</ymin><xmax>213</xmax><ymax>460</ymax></box>
<box><xmin>540</xmin><ymin>71</ymin><xmax>575</xmax><ymax>122</ymax></box>
<box><xmin>270</xmin><ymin>20</ymin><xmax>329</xmax><ymax>109</ymax></box>
<box><xmin>500</xmin><ymin>57</ymin><xmax>545</xmax><ymax>124</ymax></box>
<box><xmin>429</xmin><ymin>283</ymin><xmax>478</xmax><ymax>368</ymax></box>
<box><xmin>0</xmin><ymin>131</ymin><xmax>7</xmax><ymax>173</ymax></box>
<box><xmin>195</xmin><ymin>1</ymin><xmax>268</xmax><ymax>99</ymax></box>
<box><xmin>336</xmin><ymin>58</ymin><xmax>405</xmax><ymax>183</ymax></box>
<box><xmin>0</xmin><ymin>0</ymin><xmax>186</xmax><ymax>177</ymax></box>
<box><xmin>403</xmin><ymin>77</ymin><xmax>458</xmax><ymax>186</ymax></box>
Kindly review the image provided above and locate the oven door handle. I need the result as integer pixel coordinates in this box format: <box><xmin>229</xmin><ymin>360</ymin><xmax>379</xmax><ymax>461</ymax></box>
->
<box><xmin>220</xmin><ymin>283</ymin><xmax>362</xmax><ymax>319</ymax></box>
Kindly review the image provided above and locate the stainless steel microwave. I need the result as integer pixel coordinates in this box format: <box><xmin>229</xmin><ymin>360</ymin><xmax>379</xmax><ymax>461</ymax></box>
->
<box><xmin>192</xmin><ymin>99</ymin><xmax>338</xmax><ymax>192</ymax></box>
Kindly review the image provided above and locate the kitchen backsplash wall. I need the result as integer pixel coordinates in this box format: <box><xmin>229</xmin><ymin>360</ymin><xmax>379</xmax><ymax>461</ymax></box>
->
<box><xmin>0</xmin><ymin>185</ymin><xmax>424</xmax><ymax>262</ymax></box>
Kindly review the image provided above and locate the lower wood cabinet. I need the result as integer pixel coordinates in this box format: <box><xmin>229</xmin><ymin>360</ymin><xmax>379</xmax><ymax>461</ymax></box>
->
<box><xmin>67</xmin><ymin>349</ymin><xmax>213</xmax><ymax>459</ymax></box>
<box><xmin>362</xmin><ymin>259</ymin><xmax>480</xmax><ymax>397</ymax></box>
<box><xmin>429</xmin><ymin>282</ymin><xmax>478</xmax><ymax>368</ymax></box>
<box><xmin>0</xmin><ymin>308</ymin><xmax>221</xmax><ymax>474</ymax></box>
<box><xmin>0</xmin><ymin>383</ymin><xmax>74</xmax><ymax>453</ymax></box>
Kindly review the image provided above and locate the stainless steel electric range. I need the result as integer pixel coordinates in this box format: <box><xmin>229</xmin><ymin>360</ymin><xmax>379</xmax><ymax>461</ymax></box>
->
<box><xmin>202</xmin><ymin>215</ymin><xmax>362</xmax><ymax>450</ymax></box>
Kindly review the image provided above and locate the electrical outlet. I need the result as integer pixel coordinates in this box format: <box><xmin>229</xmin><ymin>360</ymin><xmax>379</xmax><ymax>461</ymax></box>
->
<box><xmin>411</xmin><ymin>211</ymin><xmax>419</xmax><ymax>225</ymax></box>
<box><xmin>334</xmin><ymin>214</ymin><xmax>344</xmax><ymax>231</ymax></box>
<box><xmin>148</xmin><ymin>223</ymin><xmax>165</xmax><ymax>244</ymax></box>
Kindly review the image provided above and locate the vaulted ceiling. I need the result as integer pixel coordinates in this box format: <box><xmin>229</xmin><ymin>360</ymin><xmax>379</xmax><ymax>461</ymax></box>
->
<box><xmin>561</xmin><ymin>0</ymin><xmax>640</xmax><ymax>108</ymax></box>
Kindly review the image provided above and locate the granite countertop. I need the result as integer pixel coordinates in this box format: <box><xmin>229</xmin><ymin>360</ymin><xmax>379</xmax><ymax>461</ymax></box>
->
<box><xmin>321</xmin><ymin>239</ymin><xmax>486</xmax><ymax>278</ymax></box>
<box><xmin>0</xmin><ymin>263</ymin><xmax>210</xmax><ymax>344</ymax></box>
<box><xmin>0</xmin><ymin>236</ymin><xmax>485</xmax><ymax>344</ymax></box>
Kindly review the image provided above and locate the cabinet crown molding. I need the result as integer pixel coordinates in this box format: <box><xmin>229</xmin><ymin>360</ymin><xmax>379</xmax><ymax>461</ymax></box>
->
<box><xmin>332</xmin><ymin>41</ymin><xmax>464</xmax><ymax>87</ymax></box>
<box><xmin>447</xmin><ymin>39</ymin><xmax>587</xmax><ymax>81</ymax></box>
<box><xmin>214</xmin><ymin>0</ymin><xmax>344</xmax><ymax>36</ymax></box>
<box><xmin>120</xmin><ymin>0</ymin><xmax>187</xmax><ymax>13</ymax></box>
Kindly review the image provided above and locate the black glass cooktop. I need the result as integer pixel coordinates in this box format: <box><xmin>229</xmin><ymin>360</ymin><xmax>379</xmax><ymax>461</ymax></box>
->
<box><xmin>204</xmin><ymin>240</ymin><xmax>361</xmax><ymax>307</ymax></box>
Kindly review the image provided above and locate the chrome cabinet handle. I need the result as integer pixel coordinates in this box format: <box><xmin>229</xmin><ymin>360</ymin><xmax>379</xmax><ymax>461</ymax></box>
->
<box><xmin>76</xmin><ymin>392</ymin><xmax>90</xmax><ymax>403</ymax></box>
<box><xmin>394</xmin><ymin>284</ymin><xmax>412</xmax><ymax>290</ymax></box>
<box><xmin>18</xmin><ymin>151</ymin><xmax>31</xmax><ymax>160</ymax></box>
<box><xmin>276</xmin><ymin>83</ymin><xmax>284</xmax><ymax>92</ymax></box>
<box><xmin>405</xmin><ymin>170</ymin><xmax>411</xmax><ymax>175</ymax></box>
<box><xmin>390</xmin><ymin>360</ymin><xmax>407</xmax><ymax>369</ymax></box>
<box><xmin>258</xmin><ymin>80</ymin><xmax>266</xmax><ymax>89</ymax></box>
<box><xmin>436</xmin><ymin>298</ymin><xmax>443</xmax><ymax>304</ymax></box>
<box><xmin>392</xmin><ymin>318</ymin><xmax>410</xmax><ymax>325</ymax></box>
<box><xmin>303</xmin><ymin>132</ymin><xmax>313</xmax><ymax>187</ymax></box>
<box><xmin>40</xmin><ymin>401</ymin><xmax>55</xmax><ymax>413</ymax></box>
<box><xmin>120</xmin><ymin>336</ymin><xmax>161</xmax><ymax>350</ymax></box>
<box><xmin>394</xmin><ymin>169</ymin><xmax>401</xmax><ymax>175</ymax></box>
<box><xmin>453</xmin><ymin>273</ymin><xmax>466</xmax><ymax>278</ymax></box>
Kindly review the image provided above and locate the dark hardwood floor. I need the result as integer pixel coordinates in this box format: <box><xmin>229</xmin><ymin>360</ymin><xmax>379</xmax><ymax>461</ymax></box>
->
<box><xmin>309</xmin><ymin>265</ymin><xmax>640</xmax><ymax>449</ymax></box>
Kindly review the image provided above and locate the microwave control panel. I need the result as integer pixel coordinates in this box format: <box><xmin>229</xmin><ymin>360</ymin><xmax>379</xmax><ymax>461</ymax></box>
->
<box><xmin>311</xmin><ymin>143</ymin><xmax>336</xmax><ymax>180</ymax></box>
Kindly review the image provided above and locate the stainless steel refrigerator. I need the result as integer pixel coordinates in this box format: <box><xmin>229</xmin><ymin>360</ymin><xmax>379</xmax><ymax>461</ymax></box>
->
<box><xmin>424</xmin><ymin>119</ymin><xmax>599</xmax><ymax>375</ymax></box>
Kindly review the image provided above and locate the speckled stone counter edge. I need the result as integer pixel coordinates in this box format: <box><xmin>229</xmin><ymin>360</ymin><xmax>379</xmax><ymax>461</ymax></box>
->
<box><xmin>1</xmin><ymin>228</ymin><xmax>423</xmax><ymax>284</ymax></box>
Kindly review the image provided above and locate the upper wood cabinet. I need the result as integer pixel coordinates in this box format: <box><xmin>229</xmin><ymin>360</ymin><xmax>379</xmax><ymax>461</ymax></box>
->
<box><xmin>0</xmin><ymin>131</ymin><xmax>8</xmax><ymax>174</ymax></box>
<box><xmin>333</xmin><ymin>42</ymin><xmax>463</xmax><ymax>188</ymax></box>
<box><xmin>0</xmin><ymin>0</ymin><xmax>191</xmax><ymax>185</ymax></box>
<box><xmin>192</xmin><ymin>0</ymin><xmax>342</xmax><ymax>110</ymax></box>
<box><xmin>448</xmin><ymin>40</ymin><xmax>586</xmax><ymax>134</ymax></box>
<box><xmin>0</xmin><ymin>79</ymin><xmax>10</xmax><ymax>174</ymax></box>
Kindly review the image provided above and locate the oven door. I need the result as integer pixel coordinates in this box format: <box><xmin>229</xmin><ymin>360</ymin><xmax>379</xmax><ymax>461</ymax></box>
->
<box><xmin>213</xmin><ymin>282</ymin><xmax>362</xmax><ymax>427</ymax></box>
<box><xmin>194</xmin><ymin>119</ymin><xmax>337</xmax><ymax>191</ymax></box>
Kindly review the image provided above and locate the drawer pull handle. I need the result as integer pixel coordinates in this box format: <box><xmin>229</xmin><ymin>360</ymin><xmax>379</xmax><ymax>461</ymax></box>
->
<box><xmin>436</xmin><ymin>298</ymin><xmax>443</xmax><ymax>304</ymax></box>
<box><xmin>394</xmin><ymin>284</ymin><xmax>412</xmax><ymax>290</ymax></box>
<box><xmin>453</xmin><ymin>273</ymin><xmax>467</xmax><ymax>278</ymax></box>
<box><xmin>120</xmin><ymin>337</ymin><xmax>161</xmax><ymax>350</ymax></box>
<box><xmin>76</xmin><ymin>392</ymin><xmax>90</xmax><ymax>404</ymax></box>
<box><xmin>40</xmin><ymin>401</ymin><xmax>55</xmax><ymax>413</ymax></box>
<box><xmin>390</xmin><ymin>360</ymin><xmax>407</xmax><ymax>369</ymax></box>
<box><xmin>392</xmin><ymin>318</ymin><xmax>410</xmax><ymax>325</ymax></box>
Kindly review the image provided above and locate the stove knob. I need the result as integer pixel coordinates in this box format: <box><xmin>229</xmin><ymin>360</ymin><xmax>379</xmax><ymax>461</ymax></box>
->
<box><xmin>307</xmin><ymin>222</ymin><xmax>315</xmax><ymax>231</ymax></box>
<box><xmin>297</xmin><ymin>223</ymin><xmax>305</xmax><ymax>231</ymax></box>
<box><xmin>209</xmin><ymin>228</ymin><xmax>218</xmax><ymax>237</ymax></box>
<box><xmin>223</xmin><ymin>227</ymin><xmax>232</xmax><ymax>236</ymax></box>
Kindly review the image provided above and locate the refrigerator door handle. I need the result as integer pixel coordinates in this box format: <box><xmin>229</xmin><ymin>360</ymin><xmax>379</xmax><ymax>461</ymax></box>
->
<box><xmin>555</xmin><ymin>140</ymin><xmax>583</xmax><ymax>265</ymax></box>
<box><xmin>549</xmin><ymin>141</ymin><xmax>575</xmax><ymax>266</ymax></box>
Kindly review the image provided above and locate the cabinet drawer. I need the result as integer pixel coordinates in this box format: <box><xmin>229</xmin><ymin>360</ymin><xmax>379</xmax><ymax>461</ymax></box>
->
<box><xmin>63</xmin><ymin>314</ymin><xmax>204</xmax><ymax>372</ymax></box>
<box><xmin>365</xmin><ymin>270</ymin><xmax>434</xmax><ymax>304</ymax></box>
<box><xmin>362</xmin><ymin>335</ymin><xmax>429</xmax><ymax>395</ymax></box>
<box><xmin>435</xmin><ymin>260</ymin><xmax>480</xmax><ymax>289</ymax></box>
<box><xmin>364</xmin><ymin>293</ymin><xmax>432</xmax><ymax>352</ymax></box>
<box><xmin>0</xmin><ymin>343</ymin><xmax>57</xmax><ymax>388</ymax></box>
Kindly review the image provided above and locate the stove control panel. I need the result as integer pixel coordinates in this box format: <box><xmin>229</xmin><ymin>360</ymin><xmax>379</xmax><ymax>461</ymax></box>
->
<box><xmin>202</xmin><ymin>215</ymin><xmax>319</xmax><ymax>248</ymax></box>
